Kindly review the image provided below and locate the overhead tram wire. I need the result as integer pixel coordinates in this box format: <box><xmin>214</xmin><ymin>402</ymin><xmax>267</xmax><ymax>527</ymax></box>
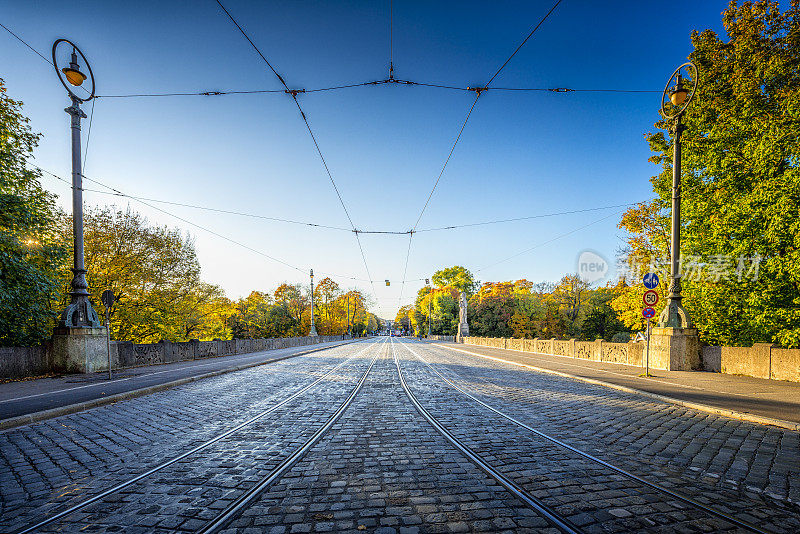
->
<box><xmin>214</xmin><ymin>0</ymin><xmax>378</xmax><ymax>297</ymax></box>
<box><xmin>92</xmin><ymin>81</ymin><xmax>658</xmax><ymax>99</ymax></box>
<box><xmin>34</xmin><ymin>165</ymin><xmax>354</xmax><ymax>232</ymax></box>
<box><xmin>398</xmin><ymin>0</ymin><xmax>564</xmax><ymax>300</ymax></box>
<box><xmin>389</xmin><ymin>0</ymin><xmax>394</xmax><ymax>79</ymax></box>
<box><xmin>39</xmin><ymin>162</ymin><xmax>642</xmax><ymax>237</ymax></box>
<box><xmin>37</xmin><ymin>166</ymin><xmax>379</xmax><ymax>283</ymax></box>
<box><xmin>475</xmin><ymin>209</ymin><xmax>624</xmax><ymax>274</ymax></box>
<box><xmin>0</xmin><ymin>22</ymin><xmax>52</xmax><ymax>65</ymax></box>
<box><xmin>483</xmin><ymin>0</ymin><xmax>564</xmax><ymax>87</ymax></box>
<box><xmin>415</xmin><ymin>202</ymin><xmax>638</xmax><ymax>232</ymax></box>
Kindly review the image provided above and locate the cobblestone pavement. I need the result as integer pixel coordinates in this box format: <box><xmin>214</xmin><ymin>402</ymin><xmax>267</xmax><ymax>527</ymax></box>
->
<box><xmin>398</xmin><ymin>340</ymin><xmax>800</xmax><ymax>531</ymax></box>
<box><xmin>1</xmin><ymin>336</ymin><xmax>798</xmax><ymax>533</ymax></box>
<box><xmin>222</xmin><ymin>337</ymin><xmax>558</xmax><ymax>534</ymax></box>
<box><xmin>0</xmin><ymin>340</ymin><xmax>376</xmax><ymax>532</ymax></box>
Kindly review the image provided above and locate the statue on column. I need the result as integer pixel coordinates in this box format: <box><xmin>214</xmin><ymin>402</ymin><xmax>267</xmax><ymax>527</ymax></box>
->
<box><xmin>457</xmin><ymin>291</ymin><xmax>469</xmax><ymax>340</ymax></box>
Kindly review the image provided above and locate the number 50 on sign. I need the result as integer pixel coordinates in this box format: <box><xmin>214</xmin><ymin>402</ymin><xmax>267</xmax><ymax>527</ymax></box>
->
<box><xmin>643</xmin><ymin>290</ymin><xmax>659</xmax><ymax>307</ymax></box>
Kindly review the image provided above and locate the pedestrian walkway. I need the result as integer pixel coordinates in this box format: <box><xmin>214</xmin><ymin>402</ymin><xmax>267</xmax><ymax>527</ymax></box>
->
<box><xmin>0</xmin><ymin>339</ymin><xmax>358</xmax><ymax>426</ymax></box>
<box><xmin>431</xmin><ymin>341</ymin><xmax>800</xmax><ymax>429</ymax></box>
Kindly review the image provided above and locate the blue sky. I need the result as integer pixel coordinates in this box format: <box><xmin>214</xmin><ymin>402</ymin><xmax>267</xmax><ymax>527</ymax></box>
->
<box><xmin>2</xmin><ymin>0</ymin><xmax>732</xmax><ymax>319</ymax></box>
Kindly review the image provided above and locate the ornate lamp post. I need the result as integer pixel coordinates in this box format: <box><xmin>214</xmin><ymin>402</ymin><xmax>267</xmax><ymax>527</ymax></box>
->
<box><xmin>309</xmin><ymin>269</ymin><xmax>318</xmax><ymax>336</ymax></box>
<box><xmin>658</xmin><ymin>62</ymin><xmax>698</xmax><ymax>329</ymax></box>
<box><xmin>52</xmin><ymin>39</ymin><xmax>101</xmax><ymax>329</ymax></box>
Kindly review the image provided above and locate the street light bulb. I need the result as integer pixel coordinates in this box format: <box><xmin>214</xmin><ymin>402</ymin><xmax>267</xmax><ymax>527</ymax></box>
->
<box><xmin>670</xmin><ymin>87</ymin><xmax>689</xmax><ymax>106</ymax></box>
<box><xmin>62</xmin><ymin>67</ymin><xmax>87</xmax><ymax>86</ymax></box>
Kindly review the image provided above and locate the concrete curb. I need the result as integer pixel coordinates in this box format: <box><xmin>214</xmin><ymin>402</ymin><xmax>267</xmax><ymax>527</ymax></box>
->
<box><xmin>432</xmin><ymin>343</ymin><xmax>800</xmax><ymax>432</ymax></box>
<box><xmin>0</xmin><ymin>339</ymin><xmax>361</xmax><ymax>432</ymax></box>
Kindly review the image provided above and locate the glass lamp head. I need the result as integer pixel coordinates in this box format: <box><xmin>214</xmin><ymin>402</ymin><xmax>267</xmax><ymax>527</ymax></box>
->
<box><xmin>670</xmin><ymin>87</ymin><xmax>689</xmax><ymax>106</ymax></box>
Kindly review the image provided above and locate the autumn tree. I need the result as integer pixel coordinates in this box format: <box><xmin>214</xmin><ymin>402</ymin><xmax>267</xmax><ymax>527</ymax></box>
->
<box><xmin>71</xmin><ymin>207</ymin><xmax>228</xmax><ymax>343</ymax></box>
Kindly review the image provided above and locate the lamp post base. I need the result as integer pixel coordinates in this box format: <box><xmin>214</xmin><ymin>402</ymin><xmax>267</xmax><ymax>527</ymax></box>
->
<box><xmin>647</xmin><ymin>327</ymin><xmax>701</xmax><ymax>371</ymax></box>
<box><xmin>51</xmin><ymin>326</ymin><xmax>109</xmax><ymax>374</ymax></box>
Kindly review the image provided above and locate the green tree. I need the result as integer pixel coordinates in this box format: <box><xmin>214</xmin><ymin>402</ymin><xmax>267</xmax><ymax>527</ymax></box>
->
<box><xmin>432</xmin><ymin>265</ymin><xmax>477</xmax><ymax>295</ymax></box>
<box><xmin>0</xmin><ymin>79</ymin><xmax>67</xmax><ymax>346</ymax></box>
<box><xmin>617</xmin><ymin>0</ymin><xmax>800</xmax><ymax>347</ymax></box>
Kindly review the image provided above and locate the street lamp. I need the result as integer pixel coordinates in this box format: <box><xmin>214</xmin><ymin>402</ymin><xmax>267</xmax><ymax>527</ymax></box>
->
<box><xmin>309</xmin><ymin>269</ymin><xmax>318</xmax><ymax>336</ymax></box>
<box><xmin>658</xmin><ymin>62</ymin><xmax>698</xmax><ymax>329</ymax></box>
<box><xmin>52</xmin><ymin>39</ymin><xmax>101</xmax><ymax>329</ymax></box>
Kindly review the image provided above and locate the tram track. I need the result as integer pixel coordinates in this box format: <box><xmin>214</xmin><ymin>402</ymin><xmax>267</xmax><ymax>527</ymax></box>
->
<box><xmin>14</xmin><ymin>338</ymin><xmax>382</xmax><ymax>534</ymax></box>
<box><xmin>397</xmin><ymin>339</ymin><xmax>775</xmax><ymax>534</ymax></box>
<box><xmin>390</xmin><ymin>337</ymin><xmax>584</xmax><ymax>534</ymax></box>
<box><xmin>197</xmin><ymin>337</ymin><xmax>383</xmax><ymax>533</ymax></box>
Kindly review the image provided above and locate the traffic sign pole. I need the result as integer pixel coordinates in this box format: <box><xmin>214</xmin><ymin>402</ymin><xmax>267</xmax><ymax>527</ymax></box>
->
<box><xmin>646</xmin><ymin>318</ymin><xmax>651</xmax><ymax>376</ymax></box>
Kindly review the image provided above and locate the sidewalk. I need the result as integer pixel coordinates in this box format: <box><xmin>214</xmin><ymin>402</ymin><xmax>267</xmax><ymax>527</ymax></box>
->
<box><xmin>431</xmin><ymin>341</ymin><xmax>800</xmax><ymax>430</ymax></box>
<box><xmin>0</xmin><ymin>339</ymin><xmax>358</xmax><ymax>428</ymax></box>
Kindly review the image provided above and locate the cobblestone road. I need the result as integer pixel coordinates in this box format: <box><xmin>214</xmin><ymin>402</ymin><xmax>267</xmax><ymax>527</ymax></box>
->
<box><xmin>1</xmin><ymin>337</ymin><xmax>798</xmax><ymax>533</ymax></box>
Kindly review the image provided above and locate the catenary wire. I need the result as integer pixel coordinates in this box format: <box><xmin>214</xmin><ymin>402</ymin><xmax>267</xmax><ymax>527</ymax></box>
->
<box><xmin>37</xmin><ymin>164</ymin><xmax>642</xmax><ymax>236</ymax></box>
<box><xmin>415</xmin><ymin>202</ymin><xmax>638</xmax><ymax>232</ymax></box>
<box><xmin>400</xmin><ymin>0</ymin><xmax>564</xmax><ymax>300</ymax></box>
<box><xmin>215</xmin><ymin>0</ymin><xmax>377</xmax><ymax>296</ymax></box>
<box><xmin>36</xmin><ymin>165</ymin><xmax>652</xmax><ymax>289</ymax></box>
<box><xmin>82</xmin><ymin>97</ymin><xmax>95</xmax><ymax>174</ymax></box>
<box><xmin>484</xmin><ymin>0</ymin><xmax>564</xmax><ymax>87</ymax></box>
<box><xmin>389</xmin><ymin>0</ymin><xmax>394</xmax><ymax>78</ymax></box>
<box><xmin>0</xmin><ymin>22</ymin><xmax>52</xmax><ymax>65</ymax></box>
<box><xmin>93</xmin><ymin>81</ymin><xmax>659</xmax><ymax>99</ymax></box>
<box><xmin>36</xmin><ymin>166</ymin><xmax>382</xmax><ymax>283</ymax></box>
<box><xmin>475</xmin><ymin>210</ymin><xmax>624</xmax><ymax>273</ymax></box>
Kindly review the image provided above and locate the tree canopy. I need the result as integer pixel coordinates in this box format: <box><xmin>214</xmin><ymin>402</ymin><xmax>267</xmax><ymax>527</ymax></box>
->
<box><xmin>0</xmin><ymin>78</ymin><xmax>67</xmax><ymax>346</ymax></box>
<box><xmin>614</xmin><ymin>0</ymin><xmax>800</xmax><ymax>347</ymax></box>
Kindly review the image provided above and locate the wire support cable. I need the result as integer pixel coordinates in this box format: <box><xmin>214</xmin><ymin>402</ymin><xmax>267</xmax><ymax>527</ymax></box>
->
<box><xmin>398</xmin><ymin>231</ymin><xmax>414</xmax><ymax>303</ymax></box>
<box><xmin>475</xmin><ymin>210</ymin><xmax>623</xmax><ymax>273</ymax></box>
<box><xmin>1</xmin><ymin>22</ymin><xmax>52</xmax><ymax>65</ymax></box>
<box><xmin>484</xmin><ymin>0</ymin><xmax>563</xmax><ymax>88</ymax></box>
<box><xmin>35</xmin><ymin>166</ymin><xmax>388</xmax><ymax>282</ymax></box>
<box><xmin>215</xmin><ymin>0</ymin><xmax>376</xmax><ymax>294</ymax></box>
<box><xmin>415</xmin><ymin>202</ymin><xmax>637</xmax><ymax>232</ymax></box>
<box><xmin>35</xmin><ymin>166</ymin><xmax>353</xmax><ymax>232</ymax></box>
<box><xmin>92</xmin><ymin>81</ymin><xmax>658</xmax><ymax>99</ymax></box>
<box><xmin>400</xmin><ymin>0</ymin><xmax>563</xmax><ymax>295</ymax></box>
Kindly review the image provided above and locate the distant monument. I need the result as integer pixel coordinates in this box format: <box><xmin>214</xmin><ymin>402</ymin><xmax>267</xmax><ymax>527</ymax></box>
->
<box><xmin>457</xmin><ymin>291</ymin><xmax>469</xmax><ymax>341</ymax></box>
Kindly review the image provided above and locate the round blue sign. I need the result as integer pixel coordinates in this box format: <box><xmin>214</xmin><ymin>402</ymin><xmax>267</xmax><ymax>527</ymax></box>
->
<box><xmin>642</xmin><ymin>307</ymin><xmax>656</xmax><ymax>319</ymax></box>
<box><xmin>643</xmin><ymin>272</ymin><xmax>659</xmax><ymax>289</ymax></box>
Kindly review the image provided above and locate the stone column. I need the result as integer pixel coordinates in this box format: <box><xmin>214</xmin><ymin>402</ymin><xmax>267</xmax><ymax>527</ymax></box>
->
<box><xmin>649</xmin><ymin>326</ymin><xmax>701</xmax><ymax>370</ymax></box>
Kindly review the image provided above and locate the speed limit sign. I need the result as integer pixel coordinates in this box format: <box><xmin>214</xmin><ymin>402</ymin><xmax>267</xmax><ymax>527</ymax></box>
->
<box><xmin>643</xmin><ymin>290</ymin><xmax>659</xmax><ymax>307</ymax></box>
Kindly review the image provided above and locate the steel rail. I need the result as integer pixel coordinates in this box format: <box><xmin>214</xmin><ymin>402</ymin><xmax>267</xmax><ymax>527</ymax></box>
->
<box><xmin>403</xmin><ymin>340</ymin><xmax>772</xmax><ymax>534</ymax></box>
<box><xmin>15</xmin><ymin>339</ymin><xmax>377</xmax><ymax>534</ymax></box>
<box><xmin>198</xmin><ymin>337</ymin><xmax>384</xmax><ymax>533</ymax></box>
<box><xmin>390</xmin><ymin>338</ymin><xmax>582</xmax><ymax>534</ymax></box>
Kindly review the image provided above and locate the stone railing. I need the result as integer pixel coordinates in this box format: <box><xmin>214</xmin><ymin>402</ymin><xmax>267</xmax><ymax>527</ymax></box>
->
<box><xmin>426</xmin><ymin>335</ymin><xmax>456</xmax><ymax>342</ymax></box>
<box><xmin>702</xmin><ymin>344</ymin><xmax>799</xmax><ymax>382</ymax></box>
<box><xmin>461</xmin><ymin>336</ymin><xmax>645</xmax><ymax>367</ymax></box>
<box><xmin>0</xmin><ymin>335</ymin><xmax>347</xmax><ymax>379</ymax></box>
<box><xmin>459</xmin><ymin>336</ymin><xmax>800</xmax><ymax>383</ymax></box>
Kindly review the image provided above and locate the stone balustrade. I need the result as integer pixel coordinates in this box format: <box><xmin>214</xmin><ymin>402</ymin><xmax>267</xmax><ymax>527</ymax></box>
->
<box><xmin>457</xmin><ymin>335</ymin><xmax>800</xmax><ymax>382</ymax></box>
<box><xmin>0</xmin><ymin>335</ymin><xmax>347</xmax><ymax>379</ymax></box>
